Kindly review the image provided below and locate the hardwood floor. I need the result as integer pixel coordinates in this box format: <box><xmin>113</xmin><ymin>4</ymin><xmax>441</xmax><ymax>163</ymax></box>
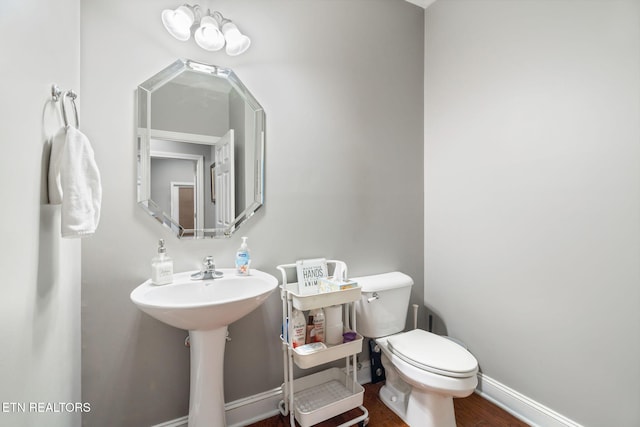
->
<box><xmin>247</xmin><ymin>382</ymin><xmax>529</xmax><ymax>427</ymax></box>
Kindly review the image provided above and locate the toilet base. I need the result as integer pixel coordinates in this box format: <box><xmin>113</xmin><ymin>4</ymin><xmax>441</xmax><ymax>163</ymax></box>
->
<box><xmin>377</xmin><ymin>347</ymin><xmax>457</xmax><ymax>427</ymax></box>
<box><xmin>379</xmin><ymin>382</ymin><xmax>456</xmax><ymax>427</ymax></box>
<box><xmin>379</xmin><ymin>382</ymin><xmax>407</xmax><ymax>420</ymax></box>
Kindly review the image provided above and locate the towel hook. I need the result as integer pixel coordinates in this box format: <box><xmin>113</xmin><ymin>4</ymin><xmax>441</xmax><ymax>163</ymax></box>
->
<box><xmin>51</xmin><ymin>84</ymin><xmax>62</xmax><ymax>102</ymax></box>
<box><xmin>61</xmin><ymin>90</ymin><xmax>79</xmax><ymax>129</ymax></box>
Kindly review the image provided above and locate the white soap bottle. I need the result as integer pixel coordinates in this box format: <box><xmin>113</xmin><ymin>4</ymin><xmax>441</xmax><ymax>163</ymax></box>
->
<box><xmin>311</xmin><ymin>308</ymin><xmax>325</xmax><ymax>343</ymax></box>
<box><xmin>235</xmin><ymin>236</ymin><xmax>251</xmax><ymax>276</ymax></box>
<box><xmin>289</xmin><ymin>309</ymin><xmax>307</xmax><ymax>348</ymax></box>
<box><xmin>151</xmin><ymin>239</ymin><xmax>173</xmax><ymax>285</ymax></box>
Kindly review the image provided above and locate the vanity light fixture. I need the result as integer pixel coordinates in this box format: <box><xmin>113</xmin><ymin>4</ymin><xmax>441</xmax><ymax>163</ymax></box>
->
<box><xmin>161</xmin><ymin>4</ymin><xmax>251</xmax><ymax>56</ymax></box>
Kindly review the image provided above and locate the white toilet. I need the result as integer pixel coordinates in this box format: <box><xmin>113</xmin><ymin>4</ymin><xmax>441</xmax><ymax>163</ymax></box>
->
<box><xmin>354</xmin><ymin>272</ymin><xmax>478</xmax><ymax>427</ymax></box>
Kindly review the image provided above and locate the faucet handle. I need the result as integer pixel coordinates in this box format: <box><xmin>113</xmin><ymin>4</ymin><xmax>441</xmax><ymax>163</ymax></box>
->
<box><xmin>203</xmin><ymin>256</ymin><xmax>215</xmax><ymax>272</ymax></box>
<box><xmin>189</xmin><ymin>256</ymin><xmax>223</xmax><ymax>281</ymax></box>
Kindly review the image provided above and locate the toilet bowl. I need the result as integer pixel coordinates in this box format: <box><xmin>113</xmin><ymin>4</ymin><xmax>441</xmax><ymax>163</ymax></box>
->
<box><xmin>354</xmin><ymin>272</ymin><xmax>478</xmax><ymax>427</ymax></box>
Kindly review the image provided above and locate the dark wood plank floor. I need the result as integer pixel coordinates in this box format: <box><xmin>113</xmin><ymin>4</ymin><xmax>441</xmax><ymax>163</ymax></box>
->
<box><xmin>248</xmin><ymin>382</ymin><xmax>529</xmax><ymax>427</ymax></box>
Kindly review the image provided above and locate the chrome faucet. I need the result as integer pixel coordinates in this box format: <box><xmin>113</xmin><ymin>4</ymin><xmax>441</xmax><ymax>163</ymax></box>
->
<box><xmin>190</xmin><ymin>256</ymin><xmax>224</xmax><ymax>280</ymax></box>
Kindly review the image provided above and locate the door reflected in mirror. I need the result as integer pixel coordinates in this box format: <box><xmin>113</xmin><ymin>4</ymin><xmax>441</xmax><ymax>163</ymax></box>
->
<box><xmin>137</xmin><ymin>60</ymin><xmax>265</xmax><ymax>238</ymax></box>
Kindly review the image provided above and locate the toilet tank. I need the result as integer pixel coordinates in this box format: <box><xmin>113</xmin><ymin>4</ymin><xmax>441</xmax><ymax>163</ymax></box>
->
<box><xmin>354</xmin><ymin>272</ymin><xmax>413</xmax><ymax>338</ymax></box>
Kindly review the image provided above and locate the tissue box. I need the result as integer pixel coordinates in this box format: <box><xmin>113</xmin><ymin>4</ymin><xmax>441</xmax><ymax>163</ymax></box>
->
<box><xmin>319</xmin><ymin>277</ymin><xmax>359</xmax><ymax>292</ymax></box>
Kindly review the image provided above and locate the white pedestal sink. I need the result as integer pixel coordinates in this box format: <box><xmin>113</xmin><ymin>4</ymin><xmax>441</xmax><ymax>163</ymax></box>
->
<box><xmin>130</xmin><ymin>269</ymin><xmax>278</xmax><ymax>427</ymax></box>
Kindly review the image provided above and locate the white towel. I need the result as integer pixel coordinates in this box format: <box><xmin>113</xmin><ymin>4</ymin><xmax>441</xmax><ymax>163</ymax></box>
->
<box><xmin>48</xmin><ymin>126</ymin><xmax>102</xmax><ymax>238</ymax></box>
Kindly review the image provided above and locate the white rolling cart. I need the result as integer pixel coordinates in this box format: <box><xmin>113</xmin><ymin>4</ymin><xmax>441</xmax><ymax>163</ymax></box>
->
<box><xmin>277</xmin><ymin>260</ymin><xmax>368</xmax><ymax>427</ymax></box>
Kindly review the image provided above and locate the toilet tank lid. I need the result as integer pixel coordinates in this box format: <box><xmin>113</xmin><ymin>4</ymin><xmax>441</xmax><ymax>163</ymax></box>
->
<box><xmin>352</xmin><ymin>272</ymin><xmax>413</xmax><ymax>292</ymax></box>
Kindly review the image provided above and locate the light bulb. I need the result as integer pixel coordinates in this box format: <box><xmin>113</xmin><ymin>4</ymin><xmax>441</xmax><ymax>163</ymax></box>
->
<box><xmin>161</xmin><ymin>6</ymin><xmax>195</xmax><ymax>41</ymax></box>
<box><xmin>221</xmin><ymin>22</ymin><xmax>251</xmax><ymax>56</ymax></box>
<box><xmin>194</xmin><ymin>15</ymin><xmax>225</xmax><ymax>51</ymax></box>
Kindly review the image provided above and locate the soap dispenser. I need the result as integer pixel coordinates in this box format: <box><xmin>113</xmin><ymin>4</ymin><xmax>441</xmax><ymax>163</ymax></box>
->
<box><xmin>235</xmin><ymin>236</ymin><xmax>251</xmax><ymax>276</ymax></box>
<box><xmin>151</xmin><ymin>239</ymin><xmax>173</xmax><ymax>285</ymax></box>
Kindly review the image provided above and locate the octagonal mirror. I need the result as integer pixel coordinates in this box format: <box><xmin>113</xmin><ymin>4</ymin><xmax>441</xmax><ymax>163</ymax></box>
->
<box><xmin>137</xmin><ymin>59</ymin><xmax>265</xmax><ymax>238</ymax></box>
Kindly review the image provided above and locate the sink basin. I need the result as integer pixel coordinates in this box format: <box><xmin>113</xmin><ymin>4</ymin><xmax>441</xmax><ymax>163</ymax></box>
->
<box><xmin>130</xmin><ymin>268</ymin><xmax>278</xmax><ymax>427</ymax></box>
<box><xmin>130</xmin><ymin>268</ymin><xmax>278</xmax><ymax>330</ymax></box>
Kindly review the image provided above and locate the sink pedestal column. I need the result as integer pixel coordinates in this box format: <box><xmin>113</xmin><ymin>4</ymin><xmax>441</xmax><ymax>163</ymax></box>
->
<box><xmin>188</xmin><ymin>327</ymin><xmax>228</xmax><ymax>427</ymax></box>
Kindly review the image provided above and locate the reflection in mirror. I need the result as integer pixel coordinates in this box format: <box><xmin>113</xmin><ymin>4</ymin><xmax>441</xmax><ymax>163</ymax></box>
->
<box><xmin>137</xmin><ymin>59</ymin><xmax>265</xmax><ymax>238</ymax></box>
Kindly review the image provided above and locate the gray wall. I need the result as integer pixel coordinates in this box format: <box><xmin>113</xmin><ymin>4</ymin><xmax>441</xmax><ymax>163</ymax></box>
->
<box><xmin>424</xmin><ymin>1</ymin><xmax>640</xmax><ymax>426</ymax></box>
<box><xmin>0</xmin><ymin>0</ymin><xmax>82</xmax><ymax>426</ymax></box>
<box><xmin>80</xmin><ymin>0</ymin><xmax>424</xmax><ymax>426</ymax></box>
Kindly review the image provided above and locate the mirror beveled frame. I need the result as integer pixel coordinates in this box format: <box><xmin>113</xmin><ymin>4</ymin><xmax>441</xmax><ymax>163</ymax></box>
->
<box><xmin>137</xmin><ymin>59</ymin><xmax>266</xmax><ymax>239</ymax></box>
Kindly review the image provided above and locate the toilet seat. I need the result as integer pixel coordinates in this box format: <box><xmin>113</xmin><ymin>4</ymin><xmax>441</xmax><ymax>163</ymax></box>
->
<box><xmin>387</xmin><ymin>329</ymin><xmax>477</xmax><ymax>378</ymax></box>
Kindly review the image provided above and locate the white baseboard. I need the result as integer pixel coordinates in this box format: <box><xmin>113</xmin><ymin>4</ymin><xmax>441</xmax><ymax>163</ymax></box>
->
<box><xmin>476</xmin><ymin>373</ymin><xmax>583</xmax><ymax>427</ymax></box>
<box><xmin>152</xmin><ymin>360</ymin><xmax>373</xmax><ymax>427</ymax></box>
<box><xmin>151</xmin><ymin>387</ymin><xmax>282</xmax><ymax>427</ymax></box>
<box><xmin>355</xmin><ymin>359</ymin><xmax>372</xmax><ymax>385</ymax></box>
<box><xmin>151</xmin><ymin>416</ymin><xmax>188</xmax><ymax>427</ymax></box>
<box><xmin>225</xmin><ymin>387</ymin><xmax>283</xmax><ymax>427</ymax></box>
<box><xmin>153</xmin><ymin>367</ymin><xmax>582</xmax><ymax>427</ymax></box>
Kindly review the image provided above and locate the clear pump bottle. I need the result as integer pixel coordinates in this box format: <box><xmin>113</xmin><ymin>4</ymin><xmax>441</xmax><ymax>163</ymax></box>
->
<box><xmin>151</xmin><ymin>239</ymin><xmax>173</xmax><ymax>285</ymax></box>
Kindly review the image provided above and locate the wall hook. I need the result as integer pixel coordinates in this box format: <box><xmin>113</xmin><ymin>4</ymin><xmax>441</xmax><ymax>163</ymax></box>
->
<box><xmin>51</xmin><ymin>84</ymin><xmax>62</xmax><ymax>102</ymax></box>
